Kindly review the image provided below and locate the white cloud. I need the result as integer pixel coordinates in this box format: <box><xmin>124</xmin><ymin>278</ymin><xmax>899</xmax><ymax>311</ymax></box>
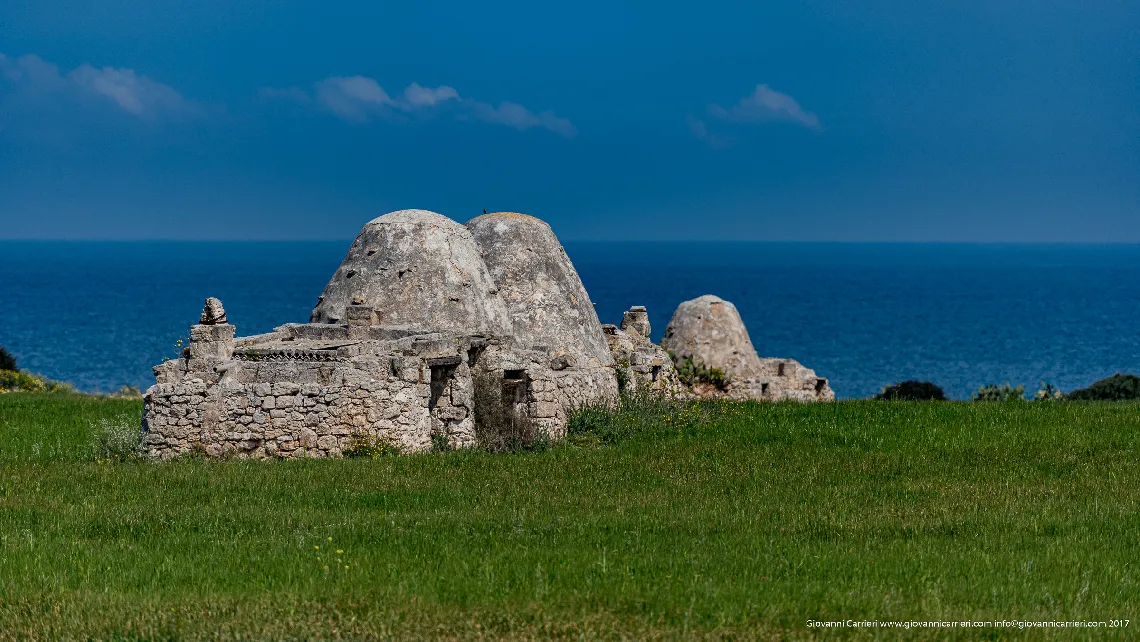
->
<box><xmin>313</xmin><ymin>75</ymin><xmax>391</xmax><ymax>121</ymax></box>
<box><xmin>0</xmin><ymin>52</ymin><xmax>192</xmax><ymax>119</ymax></box>
<box><xmin>263</xmin><ymin>75</ymin><xmax>575</xmax><ymax>137</ymax></box>
<box><xmin>401</xmin><ymin>82</ymin><xmax>458</xmax><ymax>109</ymax></box>
<box><xmin>0</xmin><ymin>53</ymin><xmax>67</xmax><ymax>90</ymax></box>
<box><xmin>69</xmin><ymin>64</ymin><xmax>189</xmax><ymax>117</ymax></box>
<box><xmin>470</xmin><ymin>100</ymin><xmax>576</xmax><ymax>137</ymax></box>
<box><xmin>686</xmin><ymin>115</ymin><xmax>731</xmax><ymax>149</ymax></box>
<box><xmin>708</xmin><ymin>84</ymin><xmax>821</xmax><ymax>130</ymax></box>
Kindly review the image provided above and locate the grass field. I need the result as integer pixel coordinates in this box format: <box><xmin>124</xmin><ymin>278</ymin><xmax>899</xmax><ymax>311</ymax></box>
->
<box><xmin>0</xmin><ymin>392</ymin><xmax>1138</xmax><ymax>640</ymax></box>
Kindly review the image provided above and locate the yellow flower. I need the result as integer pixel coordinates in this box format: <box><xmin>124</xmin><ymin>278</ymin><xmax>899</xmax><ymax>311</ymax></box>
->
<box><xmin>336</xmin><ymin>549</ymin><xmax>343</xmax><ymax>554</ymax></box>
<box><xmin>314</xmin><ymin>545</ymin><xmax>319</xmax><ymax>550</ymax></box>
<box><xmin>327</xmin><ymin>537</ymin><xmax>333</xmax><ymax>541</ymax></box>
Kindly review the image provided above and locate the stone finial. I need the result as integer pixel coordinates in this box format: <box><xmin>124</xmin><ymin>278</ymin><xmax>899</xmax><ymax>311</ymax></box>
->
<box><xmin>621</xmin><ymin>306</ymin><xmax>651</xmax><ymax>338</ymax></box>
<box><xmin>200</xmin><ymin>297</ymin><xmax>227</xmax><ymax>325</ymax></box>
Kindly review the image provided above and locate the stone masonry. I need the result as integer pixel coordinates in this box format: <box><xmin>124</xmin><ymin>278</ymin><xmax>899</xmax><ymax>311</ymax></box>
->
<box><xmin>142</xmin><ymin>210</ymin><xmax>617</xmax><ymax>459</ymax></box>
<box><xmin>141</xmin><ymin>212</ymin><xmax>833</xmax><ymax>460</ymax></box>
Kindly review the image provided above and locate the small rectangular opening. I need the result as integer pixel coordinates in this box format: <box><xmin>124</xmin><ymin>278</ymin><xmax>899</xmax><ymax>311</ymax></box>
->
<box><xmin>467</xmin><ymin>346</ymin><xmax>483</xmax><ymax>367</ymax></box>
<box><xmin>502</xmin><ymin>370</ymin><xmax>528</xmax><ymax>405</ymax></box>
<box><xmin>777</xmin><ymin>362</ymin><xmax>786</xmax><ymax>377</ymax></box>
<box><xmin>761</xmin><ymin>382</ymin><xmax>769</xmax><ymax>395</ymax></box>
<box><xmin>429</xmin><ymin>364</ymin><xmax>456</xmax><ymax>409</ymax></box>
<box><xmin>815</xmin><ymin>378</ymin><xmax>827</xmax><ymax>393</ymax></box>
<box><xmin>650</xmin><ymin>364</ymin><xmax>662</xmax><ymax>381</ymax></box>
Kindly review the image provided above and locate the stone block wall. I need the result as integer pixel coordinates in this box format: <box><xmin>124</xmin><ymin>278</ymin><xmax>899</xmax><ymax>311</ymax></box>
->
<box><xmin>141</xmin><ymin>325</ymin><xmax>482</xmax><ymax>459</ymax></box>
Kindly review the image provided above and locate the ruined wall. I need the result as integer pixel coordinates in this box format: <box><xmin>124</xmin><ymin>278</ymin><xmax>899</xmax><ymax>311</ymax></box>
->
<box><xmin>602</xmin><ymin>306</ymin><xmax>683</xmax><ymax>396</ymax></box>
<box><xmin>476</xmin><ymin>342</ymin><xmax>618</xmax><ymax>437</ymax></box>
<box><xmin>141</xmin><ymin>323</ymin><xmax>481</xmax><ymax>459</ymax></box>
<box><xmin>660</xmin><ymin>295</ymin><xmax>833</xmax><ymax>402</ymax></box>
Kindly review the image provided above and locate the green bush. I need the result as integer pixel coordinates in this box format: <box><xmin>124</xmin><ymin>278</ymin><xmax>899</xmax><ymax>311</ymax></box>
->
<box><xmin>0</xmin><ymin>370</ymin><xmax>74</xmax><ymax>394</ymax></box>
<box><xmin>668</xmin><ymin>351</ymin><xmax>729</xmax><ymax>391</ymax></box>
<box><xmin>91</xmin><ymin>416</ymin><xmax>141</xmax><ymax>462</ymax></box>
<box><xmin>973</xmin><ymin>382</ymin><xmax>1026</xmax><ymax>402</ymax></box>
<box><xmin>1034</xmin><ymin>381</ymin><xmax>1064</xmax><ymax>401</ymax></box>
<box><xmin>109</xmin><ymin>385</ymin><xmax>144</xmax><ymax>399</ymax></box>
<box><xmin>873</xmin><ymin>380</ymin><xmax>947</xmax><ymax>401</ymax></box>
<box><xmin>343</xmin><ymin>431</ymin><xmax>401</xmax><ymax>458</ymax></box>
<box><xmin>1067</xmin><ymin>374</ymin><xmax>1140</xmax><ymax>401</ymax></box>
<box><xmin>614</xmin><ymin>366</ymin><xmax>629</xmax><ymax>393</ymax></box>
<box><xmin>0</xmin><ymin>346</ymin><xmax>16</xmax><ymax>372</ymax></box>
<box><xmin>471</xmin><ymin>373</ymin><xmax>548</xmax><ymax>453</ymax></box>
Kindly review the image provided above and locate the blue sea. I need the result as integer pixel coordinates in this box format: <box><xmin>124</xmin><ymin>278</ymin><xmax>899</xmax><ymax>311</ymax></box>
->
<box><xmin>1</xmin><ymin>241</ymin><xmax>1138</xmax><ymax>400</ymax></box>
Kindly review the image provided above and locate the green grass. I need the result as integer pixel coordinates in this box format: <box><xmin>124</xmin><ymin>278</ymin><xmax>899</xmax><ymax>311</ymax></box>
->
<box><xmin>1</xmin><ymin>393</ymin><xmax>1138</xmax><ymax>640</ymax></box>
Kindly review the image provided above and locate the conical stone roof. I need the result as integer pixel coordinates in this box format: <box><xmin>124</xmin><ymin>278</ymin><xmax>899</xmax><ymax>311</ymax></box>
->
<box><xmin>466</xmin><ymin>212</ymin><xmax>613</xmax><ymax>366</ymax></box>
<box><xmin>310</xmin><ymin>209</ymin><xmax>511</xmax><ymax>336</ymax></box>
<box><xmin>660</xmin><ymin>294</ymin><xmax>764</xmax><ymax>379</ymax></box>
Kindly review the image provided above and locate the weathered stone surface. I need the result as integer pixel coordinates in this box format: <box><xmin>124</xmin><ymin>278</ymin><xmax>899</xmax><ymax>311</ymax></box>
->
<box><xmin>200</xmin><ymin>297</ymin><xmax>227</xmax><ymax>325</ymax></box>
<box><xmin>466</xmin><ymin>212</ymin><xmax>613</xmax><ymax>368</ymax></box>
<box><xmin>620</xmin><ymin>306</ymin><xmax>651</xmax><ymax>338</ymax></box>
<box><xmin>144</xmin><ymin>214</ymin><xmax>834</xmax><ymax>462</ymax></box>
<box><xmin>310</xmin><ymin>209</ymin><xmax>511</xmax><ymax>336</ymax></box>
<box><xmin>662</xmin><ymin>295</ymin><xmax>763</xmax><ymax>379</ymax></box>
<box><xmin>141</xmin><ymin>209</ymin><xmax>621</xmax><ymax>460</ymax></box>
<box><xmin>661</xmin><ymin>295</ymin><xmax>833</xmax><ymax>402</ymax></box>
<box><xmin>603</xmin><ymin>315</ymin><xmax>683</xmax><ymax>396</ymax></box>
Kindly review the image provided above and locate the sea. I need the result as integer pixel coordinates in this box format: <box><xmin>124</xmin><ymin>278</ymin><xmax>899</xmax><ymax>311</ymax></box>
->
<box><xmin>1</xmin><ymin>241</ymin><xmax>1138</xmax><ymax>400</ymax></box>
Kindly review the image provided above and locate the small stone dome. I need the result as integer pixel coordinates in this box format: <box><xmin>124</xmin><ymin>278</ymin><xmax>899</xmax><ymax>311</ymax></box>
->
<box><xmin>466</xmin><ymin>212</ymin><xmax>613</xmax><ymax>366</ymax></box>
<box><xmin>310</xmin><ymin>209</ymin><xmax>511</xmax><ymax>336</ymax></box>
<box><xmin>661</xmin><ymin>294</ymin><xmax>764</xmax><ymax>379</ymax></box>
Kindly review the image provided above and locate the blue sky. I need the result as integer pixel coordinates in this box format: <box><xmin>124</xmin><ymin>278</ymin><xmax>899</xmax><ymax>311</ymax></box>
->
<box><xmin>1</xmin><ymin>1</ymin><xmax>1137</xmax><ymax>241</ymax></box>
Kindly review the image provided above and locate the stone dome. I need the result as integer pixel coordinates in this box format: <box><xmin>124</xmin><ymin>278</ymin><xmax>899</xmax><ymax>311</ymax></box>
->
<box><xmin>660</xmin><ymin>294</ymin><xmax>763</xmax><ymax>379</ymax></box>
<box><xmin>466</xmin><ymin>212</ymin><xmax>613</xmax><ymax>366</ymax></box>
<box><xmin>310</xmin><ymin>209</ymin><xmax>511</xmax><ymax>336</ymax></box>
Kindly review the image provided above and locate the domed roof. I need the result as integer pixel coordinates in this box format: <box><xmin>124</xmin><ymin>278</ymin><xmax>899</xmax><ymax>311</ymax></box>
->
<box><xmin>466</xmin><ymin>211</ymin><xmax>613</xmax><ymax>366</ymax></box>
<box><xmin>661</xmin><ymin>294</ymin><xmax>763</xmax><ymax>379</ymax></box>
<box><xmin>310</xmin><ymin>209</ymin><xmax>511</xmax><ymax>336</ymax></box>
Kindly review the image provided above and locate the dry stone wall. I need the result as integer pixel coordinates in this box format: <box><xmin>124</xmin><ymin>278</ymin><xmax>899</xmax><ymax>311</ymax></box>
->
<box><xmin>142</xmin><ymin>209</ymin><xmax>836</xmax><ymax>462</ymax></box>
<box><xmin>142</xmin><ymin>321</ymin><xmax>482</xmax><ymax>459</ymax></box>
<box><xmin>661</xmin><ymin>294</ymin><xmax>834</xmax><ymax>402</ymax></box>
<box><xmin>603</xmin><ymin>306</ymin><xmax>684</xmax><ymax>396</ymax></box>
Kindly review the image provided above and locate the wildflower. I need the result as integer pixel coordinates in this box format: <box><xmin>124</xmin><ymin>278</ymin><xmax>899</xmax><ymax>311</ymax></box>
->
<box><xmin>327</xmin><ymin>537</ymin><xmax>333</xmax><ymax>541</ymax></box>
<box><xmin>336</xmin><ymin>549</ymin><xmax>343</xmax><ymax>554</ymax></box>
<box><xmin>344</xmin><ymin>565</ymin><xmax>349</xmax><ymax>570</ymax></box>
<box><xmin>314</xmin><ymin>545</ymin><xmax>319</xmax><ymax>550</ymax></box>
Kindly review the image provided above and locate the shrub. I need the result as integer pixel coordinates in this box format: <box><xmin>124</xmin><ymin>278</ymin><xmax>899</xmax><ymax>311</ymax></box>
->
<box><xmin>472</xmin><ymin>373</ymin><xmax>548</xmax><ymax>453</ymax></box>
<box><xmin>109</xmin><ymin>385</ymin><xmax>144</xmax><ymax>399</ymax></box>
<box><xmin>343</xmin><ymin>431</ymin><xmax>400</xmax><ymax>458</ymax></box>
<box><xmin>973</xmin><ymin>383</ymin><xmax>1026</xmax><ymax>402</ymax></box>
<box><xmin>1067</xmin><ymin>374</ymin><xmax>1140</xmax><ymax>401</ymax></box>
<box><xmin>668</xmin><ymin>351</ymin><xmax>730</xmax><ymax>391</ymax></box>
<box><xmin>614</xmin><ymin>366</ymin><xmax>629</xmax><ymax>393</ymax></box>
<box><xmin>1034</xmin><ymin>381</ymin><xmax>1064</xmax><ymax>401</ymax></box>
<box><xmin>873</xmin><ymin>381</ymin><xmax>947</xmax><ymax>401</ymax></box>
<box><xmin>0</xmin><ymin>370</ymin><xmax>74</xmax><ymax>394</ymax></box>
<box><xmin>91</xmin><ymin>416</ymin><xmax>141</xmax><ymax>462</ymax></box>
<box><xmin>0</xmin><ymin>346</ymin><xmax>16</xmax><ymax>372</ymax></box>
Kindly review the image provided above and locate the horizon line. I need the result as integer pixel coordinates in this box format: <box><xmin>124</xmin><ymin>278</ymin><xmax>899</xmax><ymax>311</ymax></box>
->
<box><xmin>2</xmin><ymin>238</ymin><xmax>1140</xmax><ymax>246</ymax></box>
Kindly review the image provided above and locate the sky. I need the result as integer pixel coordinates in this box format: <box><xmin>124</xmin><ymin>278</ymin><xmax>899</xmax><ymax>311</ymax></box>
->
<box><xmin>1</xmin><ymin>1</ymin><xmax>1137</xmax><ymax>241</ymax></box>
